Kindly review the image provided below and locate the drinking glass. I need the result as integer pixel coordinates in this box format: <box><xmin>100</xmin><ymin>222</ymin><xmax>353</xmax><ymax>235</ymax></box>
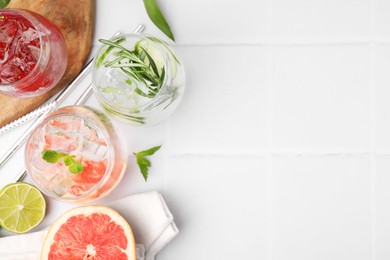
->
<box><xmin>92</xmin><ymin>34</ymin><xmax>185</xmax><ymax>125</ymax></box>
<box><xmin>0</xmin><ymin>9</ymin><xmax>67</xmax><ymax>97</ymax></box>
<box><xmin>25</xmin><ymin>106</ymin><xmax>127</xmax><ymax>203</ymax></box>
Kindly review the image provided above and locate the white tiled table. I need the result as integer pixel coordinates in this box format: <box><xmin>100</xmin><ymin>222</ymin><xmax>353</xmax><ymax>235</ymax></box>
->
<box><xmin>2</xmin><ymin>0</ymin><xmax>390</xmax><ymax>259</ymax></box>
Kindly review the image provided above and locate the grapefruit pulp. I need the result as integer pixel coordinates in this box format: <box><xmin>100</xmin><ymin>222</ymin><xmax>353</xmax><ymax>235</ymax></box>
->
<box><xmin>41</xmin><ymin>205</ymin><xmax>136</xmax><ymax>260</ymax></box>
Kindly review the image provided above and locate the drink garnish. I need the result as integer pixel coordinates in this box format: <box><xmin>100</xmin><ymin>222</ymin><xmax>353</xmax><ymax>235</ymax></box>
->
<box><xmin>97</xmin><ymin>38</ymin><xmax>166</xmax><ymax>99</ymax></box>
<box><xmin>133</xmin><ymin>145</ymin><xmax>161</xmax><ymax>181</ymax></box>
<box><xmin>42</xmin><ymin>149</ymin><xmax>84</xmax><ymax>174</ymax></box>
<box><xmin>0</xmin><ymin>182</ymin><xmax>46</xmax><ymax>234</ymax></box>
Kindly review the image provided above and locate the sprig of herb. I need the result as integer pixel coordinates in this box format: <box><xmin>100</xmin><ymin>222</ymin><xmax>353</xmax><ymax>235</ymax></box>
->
<box><xmin>42</xmin><ymin>150</ymin><xmax>84</xmax><ymax>174</ymax></box>
<box><xmin>133</xmin><ymin>145</ymin><xmax>161</xmax><ymax>181</ymax></box>
<box><xmin>97</xmin><ymin>38</ymin><xmax>166</xmax><ymax>99</ymax></box>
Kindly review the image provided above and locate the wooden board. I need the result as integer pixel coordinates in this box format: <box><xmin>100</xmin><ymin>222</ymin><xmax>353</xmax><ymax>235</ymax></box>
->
<box><xmin>0</xmin><ymin>0</ymin><xmax>95</xmax><ymax>127</ymax></box>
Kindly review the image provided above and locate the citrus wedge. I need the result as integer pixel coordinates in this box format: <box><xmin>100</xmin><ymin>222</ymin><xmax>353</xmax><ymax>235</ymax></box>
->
<box><xmin>0</xmin><ymin>182</ymin><xmax>46</xmax><ymax>234</ymax></box>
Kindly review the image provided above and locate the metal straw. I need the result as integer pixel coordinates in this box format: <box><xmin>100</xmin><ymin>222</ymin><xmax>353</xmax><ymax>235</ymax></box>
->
<box><xmin>12</xmin><ymin>24</ymin><xmax>145</xmax><ymax>182</ymax></box>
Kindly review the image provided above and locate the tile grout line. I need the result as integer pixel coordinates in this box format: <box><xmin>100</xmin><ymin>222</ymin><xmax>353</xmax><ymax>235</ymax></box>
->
<box><xmin>370</xmin><ymin>153</ymin><xmax>377</xmax><ymax>260</ymax></box>
<box><xmin>92</xmin><ymin>40</ymin><xmax>390</xmax><ymax>49</ymax></box>
<box><xmin>369</xmin><ymin>0</ymin><xmax>377</xmax><ymax>258</ymax></box>
<box><xmin>164</xmin><ymin>121</ymin><xmax>172</xmax><ymax>195</ymax></box>
<box><xmin>266</xmin><ymin>154</ymin><xmax>274</xmax><ymax>260</ymax></box>
<box><xmin>266</xmin><ymin>0</ymin><xmax>274</xmax><ymax>258</ymax></box>
<box><xmin>167</xmin><ymin>152</ymin><xmax>390</xmax><ymax>158</ymax></box>
<box><xmin>163</xmin><ymin>39</ymin><xmax>390</xmax><ymax>46</ymax></box>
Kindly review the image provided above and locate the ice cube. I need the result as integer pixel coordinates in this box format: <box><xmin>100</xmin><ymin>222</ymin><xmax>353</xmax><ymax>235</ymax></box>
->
<box><xmin>0</xmin><ymin>20</ymin><xmax>17</xmax><ymax>44</ymax></box>
<box><xmin>27</xmin><ymin>45</ymin><xmax>40</xmax><ymax>60</ymax></box>
<box><xmin>80</xmin><ymin>124</ymin><xmax>98</xmax><ymax>141</ymax></box>
<box><xmin>44</xmin><ymin>133</ymin><xmax>78</xmax><ymax>153</ymax></box>
<box><xmin>51</xmin><ymin>172</ymin><xmax>73</xmax><ymax>197</ymax></box>
<box><xmin>20</xmin><ymin>28</ymin><xmax>39</xmax><ymax>45</ymax></box>
<box><xmin>78</xmin><ymin>139</ymin><xmax>108</xmax><ymax>162</ymax></box>
<box><xmin>43</xmin><ymin>117</ymin><xmax>84</xmax><ymax>152</ymax></box>
<box><xmin>47</xmin><ymin>117</ymin><xmax>84</xmax><ymax>133</ymax></box>
<box><xmin>30</xmin><ymin>153</ymin><xmax>57</xmax><ymax>173</ymax></box>
<box><xmin>0</xmin><ymin>62</ymin><xmax>20</xmax><ymax>83</ymax></box>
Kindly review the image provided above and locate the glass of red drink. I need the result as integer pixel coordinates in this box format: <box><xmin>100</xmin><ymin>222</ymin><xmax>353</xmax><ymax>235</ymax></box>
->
<box><xmin>0</xmin><ymin>9</ymin><xmax>67</xmax><ymax>97</ymax></box>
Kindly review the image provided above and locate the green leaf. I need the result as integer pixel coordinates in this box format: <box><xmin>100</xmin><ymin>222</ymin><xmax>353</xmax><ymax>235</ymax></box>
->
<box><xmin>42</xmin><ymin>149</ymin><xmax>83</xmax><ymax>174</ymax></box>
<box><xmin>136</xmin><ymin>145</ymin><xmax>161</xmax><ymax>157</ymax></box>
<box><xmin>96</xmin><ymin>37</ymin><xmax>126</xmax><ymax>68</ymax></box>
<box><xmin>68</xmin><ymin>162</ymin><xmax>84</xmax><ymax>174</ymax></box>
<box><xmin>110</xmin><ymin>63</ymin><xmax>147</xmax><ymax>68</ymax></box>
<box><xmin>143</xmin><ymin>0</ymin><xmax>175</xmax><ymax>41</ymax></box>
<box><xmin>99</xmin><ymin>39</ymin><xmax>134</xmax><ymax>57</ymax></box>
<box><xmin>0</xmin><ymin>0</ymin><xmax>10</xmax><ymax>8</ymax></box>
<box><xmin>103</xmin><ymin>56</ymin><xmax>126</xmax><ymax>67</ymax></box>
<box><xmin>42</xmin><ymin>150</ymin><xmax>61</xmax><ymax>163</ymax></box>
<box><xmin>135</xmin><ymin>87</ymin><xmax>150</xmax><ymax>98</ymax></box>
<box><xmin>158</xmin><ymin>67</ymin><xmax>165</xmax><ymax>87</ymax></box>
<box><xmin>63</xmin><ymin>157</ymin><xmax>73</xmax><ymax>166</ymax></box>
<box><xmin>140</xmin><ymin>47</ymin><xmax>160</xmax><ymax>77</ymax></box>
<box><xmin>98</xmin><ymin>37</ymin><xmax>166</xmax><ymax>101</ymax></box>
<box><xmin>136</xmin><ymin>157</ymin><xmax>150</xmax><ymax>181</ymax></box>
<box><xmin>134</xmin><ymin>145</ymin><xmax>162</xmax><ymax>181</ymax></box>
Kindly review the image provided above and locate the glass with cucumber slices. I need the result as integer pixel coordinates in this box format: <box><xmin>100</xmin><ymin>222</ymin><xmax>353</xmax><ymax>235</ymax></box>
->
<box><xmin>92</xmin><ymin>34</ymin><xmax>185</xmax><ymax>125</ymax></box>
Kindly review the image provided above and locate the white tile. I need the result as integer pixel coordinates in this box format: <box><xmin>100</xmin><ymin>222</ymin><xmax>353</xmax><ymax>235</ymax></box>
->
<box><xmin>374</xmin><ymin>0</ymin><xmax>390</xmax><ymax>39</ymax></box>
<box><xmin>271</xmin><ymin>0</ymin><xmax>369</xmax><ymax>40</ymax></box>
<box><xmin>112</xmin><ymin>120</ymin><xmax>168</xmax><ymax>155</ymax></box>
<box><xmin>272</xmin><ymin>156</ymin><xmax>371</xmax><ymax>260</ymax></box>
<box><xmin>169</xmin><ymin>46</ymin><xmax>268</xmax><ymax>155</ymax></box>
<box><xmin>375</xmin><ymin>156</ymin><xmax>390</xmax><ymax>260</ymax></box>
<box><xmin>95</xmin><ymin>0</ymin><xmax>267</xmax><ymax>45</ymax></box>
<box><xmin>95</xmin><ymin>0</ymin><xmax>171</xmax><ymax>43</ymax></box>
<box><xmin>166</xmin><ymin>0</ymin><xmax>267</xmax><ymax>44</ymax></box>
<box><xmin>158</xmin><ymin>156</ymin><xmax>268</xmax><ymax>260</ymax></box>
<box><xmin>100</xmin><ymin>157</ymin><xmax>167</xmax><ymax>203</ymax></box>
<box><xmin>374</xmin><ymin>44</ymin><xmax>390</xmax><ymax>152</ymax></box>
<box><xmin>272</xmin><ymin>45</ymin><xmax>370</xmax><ymax>152</ymax></box>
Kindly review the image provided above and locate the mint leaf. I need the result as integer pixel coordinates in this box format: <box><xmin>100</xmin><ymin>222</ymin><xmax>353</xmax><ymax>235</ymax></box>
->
<box><xmin>136</xmin><ymin>145</ymin><xmax>161</xmax><ymax>157</ymax></box>
<box><xmin>42</xmin><ymin>150</ymin><xmax>83</xmax><ymax>174</ymax></box>
<box><xmin>137</xmin><ymin>157</ymin><xmax>151</xmax><ymax>181</ymax></box>
<box><xmin>134</xmin><ymin>145</ymin><xmax>161</xmax><ymax>181</ymax></box>
<box><xmin>69</xmin><ymin>162</ymin><xmax>84</xmax><ymax>174</ymax></box>
<box><xmin>63</xmin><ymin>157</ymin><xmax>73</xmax><ymax>166</ymax></box>
<box><xmin>42</xmin><ymin>150</ymin><xmax>62</xmax><ymax>163</ymax></box>
<box><xmin>143</xmin><ymin>0</ymin><xmax>175</xmax><ymax>41</ymax></box>
<box><xmin>0</xmin><ymin>0</ymin><xmax>10</xmax><ymax>8</ymax></box>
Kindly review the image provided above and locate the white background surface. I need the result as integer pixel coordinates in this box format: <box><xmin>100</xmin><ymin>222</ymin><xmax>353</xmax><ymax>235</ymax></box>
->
<box><xmin>1</xmin><ymin>0</ymin><xmax>390</xmax><ymax>259</ymax></box>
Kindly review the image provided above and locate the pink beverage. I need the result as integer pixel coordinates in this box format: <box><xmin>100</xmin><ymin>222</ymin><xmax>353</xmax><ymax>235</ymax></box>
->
<box><xmin>25</xmin><ymin>106</ymin><xmax>127</xmax><ymax>203</ymax></box>
<box><xmin>0</xmin><ymin>9</ymin><xmax>67</xmax><ymax>97</ymax></box>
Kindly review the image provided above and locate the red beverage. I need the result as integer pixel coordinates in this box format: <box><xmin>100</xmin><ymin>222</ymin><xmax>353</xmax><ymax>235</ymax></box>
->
<box><xmin>0</xmin><ymin>9</ymin><xmax>67</xmax><ymax>97</ymax></box>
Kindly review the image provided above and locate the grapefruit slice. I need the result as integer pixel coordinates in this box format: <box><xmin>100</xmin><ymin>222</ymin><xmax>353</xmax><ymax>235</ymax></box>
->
<box><xmin>41</xmin><ymin>206</ymin><xmax>136</xmax><ymax>260</ymax></box>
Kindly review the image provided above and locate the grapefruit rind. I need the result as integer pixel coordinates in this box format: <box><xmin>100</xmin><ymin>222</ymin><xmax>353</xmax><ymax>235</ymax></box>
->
<box><xmin>0</xmin><ymin>182</ymin><xmax>46</xmax><ymax>234</ymax></box>
<box><xmin>41</xmin><ymin>205</ymin><xmax>136</xmax><ymax>260</ymax></box>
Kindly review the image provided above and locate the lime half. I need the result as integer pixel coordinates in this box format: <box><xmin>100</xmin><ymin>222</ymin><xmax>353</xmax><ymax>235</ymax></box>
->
<box><xmin>0</xmin><ymin>182</ymin><xmax>46</xmax><ymax>234</ymax></box>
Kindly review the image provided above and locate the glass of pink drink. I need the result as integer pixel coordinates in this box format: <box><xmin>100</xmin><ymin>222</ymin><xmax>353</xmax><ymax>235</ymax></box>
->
<box><xmin>25</xmin><ymin>106</ymin><xmax>127</xmax><ymax>203</ymax></box>
<box><xmin>0</xmin><ymin>9</ymin><xmax>67</xmax><ymax>97</ymax></box>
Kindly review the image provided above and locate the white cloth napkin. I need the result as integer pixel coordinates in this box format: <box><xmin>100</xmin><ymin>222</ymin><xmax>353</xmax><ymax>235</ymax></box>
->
<box><xmin>0</xmin><ymin>191</ymin><xmax>179</xmax><ymax>260</ymax></box>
